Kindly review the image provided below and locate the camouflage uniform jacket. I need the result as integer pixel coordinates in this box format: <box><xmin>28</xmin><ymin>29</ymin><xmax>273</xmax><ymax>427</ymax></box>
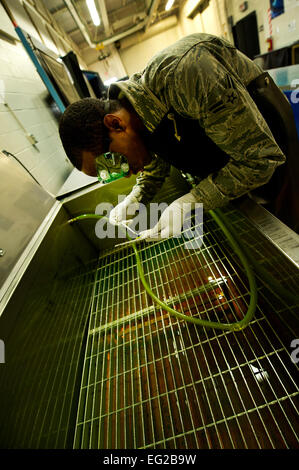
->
<box><xmin>109</xmin><ymin>33</ymin><xmax>286</xmax><ymax>210</ymax></box>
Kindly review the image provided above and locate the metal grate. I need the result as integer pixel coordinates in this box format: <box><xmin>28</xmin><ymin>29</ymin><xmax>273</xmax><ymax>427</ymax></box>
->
<box><xmin>74</xmin><ymin>207</ymin><xmax>299</xmax><ymax>449</ymax></box>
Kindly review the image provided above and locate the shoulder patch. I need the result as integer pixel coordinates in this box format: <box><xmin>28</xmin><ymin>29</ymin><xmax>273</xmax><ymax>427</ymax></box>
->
<box><xmin>224</xmin><ymin>89</ymin><xmax>238</xmax><ymax>106</ymax></box>
<box><xmin>209</xmin><ymin>74</ymin><xmax>239</xmax><ymax>113</ymax></box>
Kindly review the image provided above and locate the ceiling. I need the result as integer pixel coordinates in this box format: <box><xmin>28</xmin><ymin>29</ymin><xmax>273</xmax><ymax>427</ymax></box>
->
<box><xmin>41</xmin><ymin>0</ymin><xmax>184</xmax><ymax>52</ymax></box>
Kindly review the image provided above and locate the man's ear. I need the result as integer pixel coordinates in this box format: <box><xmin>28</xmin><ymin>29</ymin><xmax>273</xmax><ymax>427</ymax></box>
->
<box><xmin>103</xmin><ymin>114</ymin><xmax>124</xmax><ymax>131</ymax></box>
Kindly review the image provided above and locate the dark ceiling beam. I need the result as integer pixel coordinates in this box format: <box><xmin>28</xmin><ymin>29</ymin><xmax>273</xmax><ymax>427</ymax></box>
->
<box><xmin>49</xmin><ymin>5</ymin><xmax>68</xmax><ymax>16</ymax></box>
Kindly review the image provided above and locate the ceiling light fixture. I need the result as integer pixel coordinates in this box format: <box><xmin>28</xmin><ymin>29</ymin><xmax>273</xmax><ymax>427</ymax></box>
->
<box><xmin>165</xmin><ymin>0</ymin><xmax>175</xmax><ymax>11</ymax></box>
<box><xmin>86</xmin><ymin>0</ymin><xmax>101</xmax><ymax>26</ymax></box>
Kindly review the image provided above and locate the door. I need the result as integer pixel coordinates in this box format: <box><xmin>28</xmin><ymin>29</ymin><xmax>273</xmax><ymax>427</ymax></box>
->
<box><xmin>232</xmin><ymin>11</ymin><xmax>260</xmax><ymax>60</ymax></box>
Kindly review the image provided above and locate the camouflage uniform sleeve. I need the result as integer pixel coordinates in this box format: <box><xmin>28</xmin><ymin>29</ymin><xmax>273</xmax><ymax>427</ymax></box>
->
<box><xmin>168</xmin><ymin>47</ymin><xmax>286</xmax><ymax>211</ymax></box>
<box><xmin>129</xmin><ymin>154</ymin><xmax>171</xmax><ymax>204</ymax></box>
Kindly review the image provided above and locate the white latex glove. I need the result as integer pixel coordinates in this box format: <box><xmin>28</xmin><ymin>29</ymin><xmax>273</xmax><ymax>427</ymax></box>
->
<box><xmin>109</xmin><ymin>194</ymin><xmax>140</xmax><ymax>226</ymax></box>
<box><xmin>138</xmin><ymin>192</ymin><xmax>198</xmax><ymax>241</ymax></box>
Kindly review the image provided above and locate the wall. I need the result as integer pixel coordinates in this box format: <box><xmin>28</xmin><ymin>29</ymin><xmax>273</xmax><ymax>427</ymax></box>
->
<box><xmin>178</xmin><ymin>0</ymin><xmax>233</xmax><ymax>42</ymax></box>
<box><xmin>83</xmin><ymin>1</ymin><xmax>231</xmax><ymax>82</ymax></box>
<box><xmin>83</xmin><ymin>44</ymin><xmax>128</xmax><ymax>83</ymax></box>
<box><xmin>0</xmin><ymin>0</ymin><xmax>297</xmax><ymax>196</ymax></box>
<box><xmin>0</xmin><ymin>37</ymin><xmax>70</xmax><ymax>196</ymax></box>
<box><xmin>82</xmin><ymin>1</ymin><xmax>238</xmax><ymax>82</ymax></box>
<box><xmin>114</xmin><ymin>1</ymin><xmax>234</xmax><ymax>77</ymax></box>
<box><xmin>119</xmin><ymin>24</ymin><xmax>181</xmax><ymax>76</ymax></box>
<box><xmin>0</xmin><ymin>1</ymin><xmax>87</xmax><ymax>196</ymax></box>
<box><xmin>97</xmin><ymin>16</ymin><xmax>181</xmax><ymax>77</ymax></box>
<box><xmin>226</xmin><ymin>0</ymin><xmax>299</xmax><ymax>55</ymax></box>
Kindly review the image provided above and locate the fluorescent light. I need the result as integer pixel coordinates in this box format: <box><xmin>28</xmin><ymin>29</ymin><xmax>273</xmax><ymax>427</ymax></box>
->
<box><xmin>86</xmin><ymin>0</ymin><xmax>101</xmax><ymax>26</ymax></box>
<box><xmin>165</xmin><ymin>0</ymin><xmax>175</xmax><ymax>11</ymax></box>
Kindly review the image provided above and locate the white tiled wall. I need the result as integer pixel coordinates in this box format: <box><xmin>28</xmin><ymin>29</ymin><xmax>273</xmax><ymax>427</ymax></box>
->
<box><xmin>0</xmin><ymin>38</ymin><xmax>73</xmax><ymax>196</ymax></box>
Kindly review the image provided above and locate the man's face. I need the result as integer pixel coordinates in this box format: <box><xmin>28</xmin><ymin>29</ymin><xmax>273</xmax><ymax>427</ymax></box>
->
<box><xmin>107</xmin><ymin>128</ymin><xmax>150</xmax><ymax>178</ymax></box>
<box><xmin>104</xmin><ymin>107</ymin><xmax>152</xmax><ymax>177</ymax></box>
<box><xmin>80</xmin><ymin>107</ymin><xmax>152</xmax><ymax>178</ymax></box>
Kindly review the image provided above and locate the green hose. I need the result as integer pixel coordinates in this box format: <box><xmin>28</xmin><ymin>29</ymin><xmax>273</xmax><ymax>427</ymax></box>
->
<box><xmin>213</xmin><ymin>208</ymin><xmax>299</xmax><ymax>305</ymax></box>
<box><xmin>132</xmin><ymin>209</ymin><xmax>258</xmax><ymax>331</ymax></box>
<box><xmin>68</xmin><ymin>209</ymin><xmax>260</xmax><ymax>331</ymax></box>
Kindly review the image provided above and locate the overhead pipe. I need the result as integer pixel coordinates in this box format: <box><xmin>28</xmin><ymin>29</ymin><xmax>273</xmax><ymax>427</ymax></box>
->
<box><xmin>2</xmin><ymin>0</ymin><xmax>162</xmax><ymax>52</ymax></box>
<box><xmin>96</xmin><ymin>0</ymin><xmax>111</xmax><ymax>37</ymax></box>
<box><xmin>101</xmin><ymin>19</ymin><xmax>150</xmax><ymax>47</ymax></box>
<box><xmin>12</xmin><ymin>0</ymin><xmax>161</xmax><ymax>51</ymax></box>
<box><xmin>101</xmin><ymin>0</ymin><xmax>161</xmax><ymax>47</ymax></box>
<box><xmin>144</xmin><ymin>0</ymin><xmax>160</xmax><ymax>32</ymax></box>
<box><xmin>63</xmin><ymin>0</ymin><xmax>94</xmax><ymax>48</ymax></box>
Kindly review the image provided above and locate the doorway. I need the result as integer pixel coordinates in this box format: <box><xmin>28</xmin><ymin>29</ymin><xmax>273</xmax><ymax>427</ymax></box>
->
<box><xmin>232</xmin><ymin>11</ymin><xmax>260</xmax><ymax>60</ymax></box>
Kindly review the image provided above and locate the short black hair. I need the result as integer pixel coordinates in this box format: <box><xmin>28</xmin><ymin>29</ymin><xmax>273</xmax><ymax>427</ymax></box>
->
<box><xmin>58</xmin><ymin>97</ymin><xmax>121</xmax><ymax>169</ymax></box>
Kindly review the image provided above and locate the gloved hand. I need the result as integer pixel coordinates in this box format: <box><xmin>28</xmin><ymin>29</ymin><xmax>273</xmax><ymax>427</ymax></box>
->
<box><xmin>138</xmin><ymin>192</ymin><xmax>198</xmax><ymax>241</ymax></box>
<box><xmin>109</xmin><ymin>194</ymin><xmax>140</xmax><ymax>226</ymax></box>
